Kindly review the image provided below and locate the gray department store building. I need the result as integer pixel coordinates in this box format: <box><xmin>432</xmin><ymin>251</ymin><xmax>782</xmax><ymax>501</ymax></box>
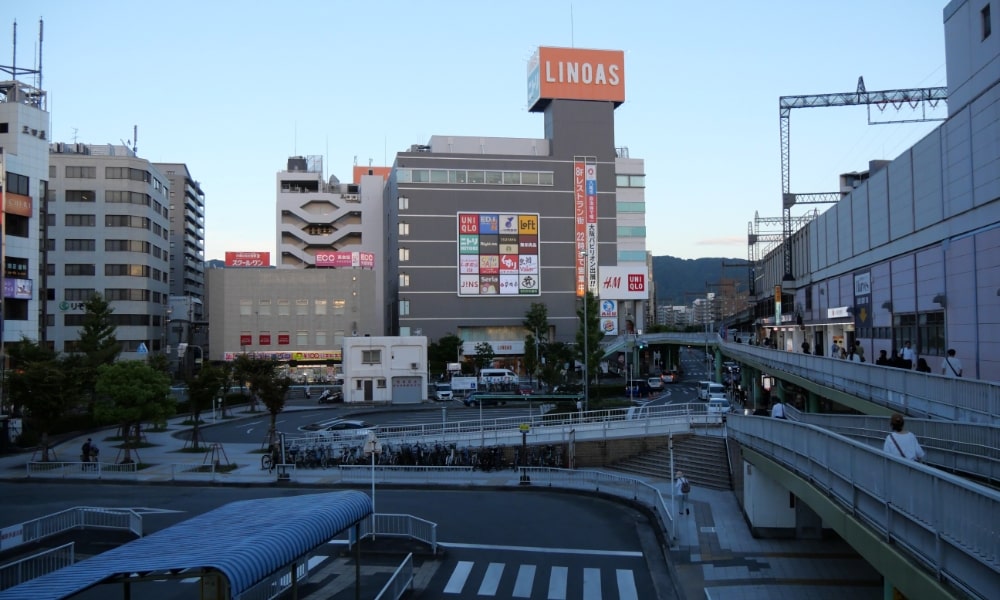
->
<box><xmin>385</xmin><ymin>46</ymin><xmax>652</xmax><ymax>366</ymax></box>
<box><xmin>752</xmin><ymin>0</ymin><xmax>1000</xmax><ymax>381</ymax></box>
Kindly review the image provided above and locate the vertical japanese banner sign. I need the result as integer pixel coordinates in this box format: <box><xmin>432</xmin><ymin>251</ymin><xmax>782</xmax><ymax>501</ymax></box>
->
<box><xmin>774</xmin><ymin>285</ymin><xmax>782</xmax><ymax>327</ymax></box>
<box><xmin>585</xmin><ymin>161</ymin><xmax>598</xmax><ymax>295</ymax></box>
<box><xmin>574</xmin><ymin>159</ymin><xmax>587</xmax><ymax>297</ymax></box>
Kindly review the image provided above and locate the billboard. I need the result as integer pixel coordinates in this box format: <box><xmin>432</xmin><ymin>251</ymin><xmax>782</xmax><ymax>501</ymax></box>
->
<box><xmin>528</xmin><ymin>47</ymin><xmax>625</xmax><ymax>111</ymax></box>
<box><xmin>597</xmin><ymin>267</ymin><xmax>649</xmax><ymax>300</ymax></box>
<box><xmin>225</xmin><ymin>251</ymin><xmax>270</xmax><ymax>268</ymax></box>
<box><xmin>315</xmin><ymin>251</ymin><xmax>376</xmax><ymax>268</ymax></box>
<box><xmin>458</xmin><ymin>213</ymin><xmax>540</xmax><ymax>296</ymax></box>
<box><xmin>599</xmin><ymin>299</ymin><xmax>619</xmax><ymax>335</ymax></box>
<box><xmin>3</xmin><ymin>278</ymin><xmax>31</xmax><ymax>300</ymax></box>
<box><xmin>574</xmin><ymin>158</ymin><xmax>598</xmax><ymax>296</ymax></box>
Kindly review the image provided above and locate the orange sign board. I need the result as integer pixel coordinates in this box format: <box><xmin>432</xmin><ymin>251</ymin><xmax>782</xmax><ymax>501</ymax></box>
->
<box><xmin>352</xmin><ymin>165</ymin><xmax>391</xmax><ymax>184</ymax></box>
<box><xmin>528</xmin><ymin>47</ymin><xmax>625</xmax><ymax>111</ymax></box>
<box><xmin>4</xmin><ymin>192</ymin><xmax>32</xmax><ymax>217</ymax></box>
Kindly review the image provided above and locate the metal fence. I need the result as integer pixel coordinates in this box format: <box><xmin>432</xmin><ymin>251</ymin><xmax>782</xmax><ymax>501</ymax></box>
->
<box><xmin>727</xmin><ymin>413</ymin><xmax>1000</xmax><ymax>600</ymax></box>
<box><xmin>723</xmin><ymin>341</ymin><xmax>1000</xmax><ymax>425</ymax></box>
<box><xmin>13</xmin><ymin>506</ymin><xmax>142</xmax><ymax>550</ymax></box>
<box><xmin>237</xmin><ymin>552</ymin><xmax>316</xmax><ymax>600</ymax></box>
<box><xmin>0</xmin><ymin>543</ymin><xmax>74</xmax><ymax>591</ymax></box>
<box><xmin>349</xmin><ymin>513</ymin><xmax>438</xmax><ymax>555</ymax></box>
<box><xmin>25</xmin><ymin>461</ymin><xmax>138</xmax><ymax>479</ymax></box>
<box><xmin>374</xmin><ymin>553</ymin><xmax>413</xmax><ymax>600</ymax></box>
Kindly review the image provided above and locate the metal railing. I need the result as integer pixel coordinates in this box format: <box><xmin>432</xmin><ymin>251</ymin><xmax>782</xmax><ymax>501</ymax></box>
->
<box><xmin>0</xmin><ymin>543</ymin><xmax>74</xmax><ymax>591</ymax></box>
<box><xmin>789</xmin><ymin>410</ymin><xmax>1000</xmax><ymax>486</ymax></box>
<box><xmin>722</xmin><ymin>341</ymin><xmax>1000</xmax><ymax>424</ymax></box>
<box><xmin>374</xmin><ymin>553</ymin><xmax>414</xmax><ymax>600</ymax></box>
<box><xmin>238</xmin><ymin>552</ymin><xmax>315</xmax><ymax>600</ymax></box>
<box><xmin>25</xmin><ymin>461</ymin><xmax>138</xmax><ymax>479</ymax></box>
<box><xmin>349</xmin><ymin>513</ymin><xmax>438</xmax><ymax>555</ymax></box>
<box><xmin>727</xmin><ymin>413</ymin><xmax>1000</xmax><ymax>600</ymax></box>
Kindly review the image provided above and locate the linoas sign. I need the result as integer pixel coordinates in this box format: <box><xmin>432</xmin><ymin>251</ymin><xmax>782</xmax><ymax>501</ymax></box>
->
<box><xmin>528</xmin><ymin>47</ymin><xmax>625</xmax><ymax>111</ymax></box>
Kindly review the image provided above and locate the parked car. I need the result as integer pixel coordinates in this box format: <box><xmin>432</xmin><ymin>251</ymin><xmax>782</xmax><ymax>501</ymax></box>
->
<box><xmin>647</xmin><ymin>376</ymin><xmax>664</xmax><ymax>391</ymax></box>
<box><xmin>707</xmin><ymin>399</ymin><xmax>732</xmax><ymax>420</ymax></box>
<box><xmin>431</xmin><ymin>383</ymin><xmax>453</xmax><ymax>402</ymax></box>
<box><xmin>518</xmin><ymin>382</ymin><xmax>535</xmax><ymax>396</ymax></box>
<box><xmin>463</xmin><ymin>392</ymin><xmax>504</xmax><ymax>407</ymax></box>
<box><xmin>300</xmin><ymin>419</ymin><xmax>373</xmax><ymax>437</ymax></box>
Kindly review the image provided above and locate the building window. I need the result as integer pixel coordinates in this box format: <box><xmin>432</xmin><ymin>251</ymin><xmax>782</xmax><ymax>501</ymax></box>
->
<box><xmin>399</xmin><ymin>247</ymin><xmax>410</xmax><ymax>262</ymax></box>
<box><xmin>65</xmin><ymin>264</ymin><xmax>96</xmax><ymax>276</ymax></box>
<box><xmin>398</xmin><ymin>196</ymin><xmax>409</xmax><ymax>210</ymax></box>
<box><xmin>65</xmin><ymin>239</ymin><xmax>96</xmax><ymax>251</ymax></box>
<box><xmin>315</xmin><ymin>331</ymin><xmax>327</xmax><ymax>346</ymax></box>
<box><xmin>984</xmin><ymin>4</ymin><xmax>992</xmax><ymax>39</ymax></box>
<box><xmin>65</xmin><ymin>166</ymin><xmax>96</xmax><ymax>179</ymax></box>
<box><xmin>106</xmin><ymin>239</ymin><xmax>150</xmax><ymax>253</ymax></box>
<box><xmin>65</xmin><ymin>190</ymin><xmax>95</xmax><ymax>202</ymax></box>
<box><xmin>399</xmin><ymin>222</ymin><xmax>409</xmax><ymax>236</ymax></box>
<box><xmin>399</xmin><ymin>299</ymin><xmax>410</xmax><ymax>316</ymax></box>
<box><xmin>258</xmin><ymin>299</ymin><xmax>271</xmax><ymax>316</ymax></box>
<box><xmin>278</xmin><ymin>299</ymin><xmax>290</xmax><ymax>316</ymax></box>
<box><xmin>314</xmin><ymin>299</ymin><xmax>327</xmax><ymax>315</ymax></box>
<box><xmin>617</xmin><ymin>225</ymin><xmax>647</xmax><ymax>237</ymax></box>
<box><xmin>296</xmin><ymin>330</ymin><xmax>308</xmax><ymax>346</ymax></box>
<box><xmin>240</xmin><ymin>299</ymin><xmax>252</xmax><ymax>316</ymax></box>
<box><xmin>333</xmin><ymin>299</ymin><xmax>345</xmax><ymax>316</ymax></box>
<box><xmin>296</xmin><ymin>299</ymin><xmax>309</xmax><ymax>316</ymax></box>
<box><xmin>65</xmin><ymin>214</ymin><xmax>96</xmax><ymax>227</ymax></box>
<box><xmin>377</xmin><ymin>378</ymin><xmax>387</xmax><ymax>389</ymax></box>
<box><xmin>362</xmin><ymin>349</ymin><xmax>382</xmax><ymax>365</ymax></box>
<box><xmin>65</xmin><ymin>288</ymin><xmax>96</xmax><ymax>301</ymax></box>
<box><xmin>399</xmin><ymin>273</ymin><xmax>410</xmax><ymax>287</ymax></box>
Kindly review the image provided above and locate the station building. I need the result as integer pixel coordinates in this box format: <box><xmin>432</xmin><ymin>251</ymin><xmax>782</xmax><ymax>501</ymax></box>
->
<box><xmin>752</xmin><ymin>0</ymin><xmax>1000</xmax><ymax>381</ymax></box>
<box><xmin>384</xmin><ymin>47</ymin><xmax>652</xmax><ymax>370</ymax></box>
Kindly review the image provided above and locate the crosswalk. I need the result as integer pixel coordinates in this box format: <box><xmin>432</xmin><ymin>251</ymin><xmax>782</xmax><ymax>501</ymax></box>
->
<box><xmin>440</xmin><ymin>560</ymin><xmax>640</xmax><ymax>599</ymax></box>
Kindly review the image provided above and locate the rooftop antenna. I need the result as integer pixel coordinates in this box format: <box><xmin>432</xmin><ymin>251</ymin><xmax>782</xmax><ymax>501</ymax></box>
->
<box><xmin>36</xmin><ymin>18</ymin><xmax>42</xmax><ymax>91</ymax></box>
<box><xmin>71</xmin><ymin>127</ymin><xmax>78</xmax><ymax>143</ymax></box>
<box><xmin>570</xmin><ymin>3</ymin><xmax>575</xmax><ymax>47</ymax></box>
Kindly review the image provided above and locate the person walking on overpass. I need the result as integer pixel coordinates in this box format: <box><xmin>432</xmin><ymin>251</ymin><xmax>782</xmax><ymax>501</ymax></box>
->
<box><xmin>883</xmin><ymin>413</ymin><xmax>925</xmax><ymax>462</ymax></box>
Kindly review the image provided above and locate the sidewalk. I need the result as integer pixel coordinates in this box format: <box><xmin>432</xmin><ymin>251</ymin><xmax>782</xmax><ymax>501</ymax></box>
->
<box><xmin>0</xmin><ymin>407</ymin><xmax>883</xmax><ymax>600</ymax></box>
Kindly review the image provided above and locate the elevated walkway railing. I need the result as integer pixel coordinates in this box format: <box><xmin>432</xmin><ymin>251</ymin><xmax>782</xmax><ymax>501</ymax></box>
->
<box><xmin>727</xmin><ymin>413</ymin><xmax>999</xmax><ymax>600</ymax></box>
<box><xmin>722</xmin><ymin>341</ymin><xmax>1000</xmax><ymax>425</ymax></box>
<box><xmin>787</xmin><ymin>408</ymin><xmax>1000</xmax><ymax>487</ymax></box>
<box><xmin>1</xmin><ymin>507</ymin><xmax>142</xmax><ymax>554</ymax></box>
<box><xmin>0</xmin><ymin>543</ymin><xmax>74</xmax><ymax>591</ymax></box>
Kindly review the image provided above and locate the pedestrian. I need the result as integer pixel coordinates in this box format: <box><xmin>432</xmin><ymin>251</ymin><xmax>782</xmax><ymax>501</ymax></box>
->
<box><xmin>875</xmin><ymin>350</ymin><xmax>889</xmax><ymax>366</ymax></box>
<box><xmin>889</xmin><ymin>348</ymin><xmax>905</xmax><ymax>368</ymax></box>
<box><xmin>770</xmin><ymin>399</ymin><xmax>787</xmax><ymax>419</ymax></box>
<box><xmin>883</xmin><ymin>413</ymin><xmax>925</xmax><ymax>462</ymax></box>
<box><xmin>801</xmin><ymin>341</ymin><xmax>810</xmax><ymax>354</ymax></box>
<box><xmin>900</xmin><ymin>341</ymin><xmax>916</xmax><ymax>370</ymax></box>
<box><xmin>674</xmin><ymin>470</ymin><xmax>691</xmax><ymax>516</ymax></box>
<box><xmin>848</xmin><ymin>346</ymin><xmax>861</xmax><ymax>363</ymax></box>
<box><xmin>305</xmin><ymin>385</ymin><xmax>312</xmax><ymax>399</ymax></box>
<box><xmin>81</xmin><ymin>438</ymin><xmax>92</xmax><ymax>463</ymax></box>
<box><xmin>915</xmin><ymin>358</ymin><xmax>932</xmax><ymax>373</ymax></box>
<box><xmin>854</xmin><ymin>340</ymin><xmax>865</xmax><ymax>362</ymax></box>
<box><xmin>830</xmin><ymin>340</ymin><xmax>839</xmax><ymax>357</ymax></box>
<box><xmin>941</xmin><ymin>348</ymin><xmax>963</xmax><ymax>378</ymax></box>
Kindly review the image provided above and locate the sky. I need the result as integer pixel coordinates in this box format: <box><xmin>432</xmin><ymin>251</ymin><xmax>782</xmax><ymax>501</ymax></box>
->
<box><xmin>5</xmin><ymin>1</ymin><xmax>950</xmax><ymax>262</ymax></box>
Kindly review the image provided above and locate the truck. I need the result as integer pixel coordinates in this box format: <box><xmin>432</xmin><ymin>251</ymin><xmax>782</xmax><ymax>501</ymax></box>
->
<box><xmin>450</xmin><ymin>376</ymin><xmax>479</xmax><ymax>397</ymax></box>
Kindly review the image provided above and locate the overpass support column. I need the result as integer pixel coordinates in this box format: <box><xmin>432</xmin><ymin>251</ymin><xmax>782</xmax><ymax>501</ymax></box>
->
<box><xmin>806</xmin><ymin>390</ymin><xmax>820</xmax><ymax>414</ymax></box>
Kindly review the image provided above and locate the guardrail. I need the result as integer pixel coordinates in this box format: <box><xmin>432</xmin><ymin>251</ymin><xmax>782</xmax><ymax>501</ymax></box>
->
<box><xmin>0</xmin><ymin>543</ymin><xmax>74</xmax><ymax>591</ymax></box>
<box><xmin>722</xmin><ymin>341</ymin><xmax>1000</xmax><ymax>425</ymax></box>
<box><xmin>239</xmin><ymin>551</ymin><xmax>317</xmax><ymax>600</ymax></box>
<box><xmin>0</xmin><ymin>507</ymin><xmax>141</xmax><ymax>557</ymax></box>
<box><xmin>25</xmin><ymin>461</ymin><xmax>138</xmax><ymax>479</ymax></box>
<box><xmin>375</xmin><ymin>553</ymin><xmax>414</xmax><ymax>600</ymax></box>
<box><xmin>727</xmin><ymin>413</ymin><xmax>1000</xmax><ymax>600</ymax></box>
<box><xmin>350</xmin><ymin>514</ymin><xmax>438</xmax><ymax>555</ymax></box>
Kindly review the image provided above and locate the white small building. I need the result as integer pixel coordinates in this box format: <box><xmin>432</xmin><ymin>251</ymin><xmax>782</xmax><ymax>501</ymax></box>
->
<box><xmin>341</xmin><ymin>336</ymin><xmax>427</xmax><ymax>404</ymax></box>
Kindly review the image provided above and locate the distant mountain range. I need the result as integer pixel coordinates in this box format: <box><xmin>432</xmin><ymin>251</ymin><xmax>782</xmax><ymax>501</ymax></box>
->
<box><xmin>651</xmin><ymin>256</ymin><xmax>750</xmax><ymax>306</ymax></box>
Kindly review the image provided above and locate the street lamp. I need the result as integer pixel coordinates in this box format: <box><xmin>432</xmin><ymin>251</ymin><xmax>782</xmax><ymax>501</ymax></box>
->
<box><xmin>579</xmin><ymin>251</ymin><xmax>590</xmax><ymax>413</ymax></box>
<box><xmin>364</xmin><ymin>431</ymin><xmax>382</xmax><ymax>537</ymax></box>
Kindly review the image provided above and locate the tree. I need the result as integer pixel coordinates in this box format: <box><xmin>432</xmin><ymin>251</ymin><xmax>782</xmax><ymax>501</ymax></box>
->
<box><xmin>231</xmin><ymin>354</ymin><xmax>257</xmax><ymax>411</ymax></box>
<box><xmin>185</xmin><ymin>364</ymin><xmax>226</xmax><ymax>449</ymax></box>
<box><xmin>473</xmin><ymin>342</ymin><xmax>495</xmax><ymax>374</ymax></box>
<box><xmin>75</xmin><ymin>293</ymin><xmax>121</xmax><ymax>420</ymax></box>
<box><xmin>576</xmin><ymin>291</ymin><xmax>605</xmax><ymax>390</ymax></box>
<box><xmin>5</xmin><ymin>338</ymin><xmax>81</xmax><ymax>461</ymax></box>
<box><xmin>94</xmin><ymin>361</ymin><xmax>172</xmax><ymax>463</ymax></box>
<box><xmin>523</xmin><ymin>303</ymin><xmax>550</xmax><ymax>385</ymax></box>
<box><xmin>237</xmin><ymin>357</ymin><xmax>291</xmax><ymax>447</ymax></box>
<box><xmin>428</xmin><ymin>333</ymin><xmax>463</xmax><ymax>376</ymax></box>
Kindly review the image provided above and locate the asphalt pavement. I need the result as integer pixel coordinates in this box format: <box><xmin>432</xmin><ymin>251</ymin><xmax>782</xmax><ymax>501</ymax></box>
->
<box><xmin>0</xmin><ymin>403</ymin><xmax>883</xmax><ymax>600</ymax></box>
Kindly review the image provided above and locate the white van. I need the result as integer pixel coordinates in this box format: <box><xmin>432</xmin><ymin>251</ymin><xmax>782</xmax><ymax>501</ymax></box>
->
<box><xmin>479</xmin><ymin>368</ymin><xmax>519</xmax><ymax>390</ymax></box>
<box><xmin>698</xmin><ymin>381</ymin><xmax>726</xmax><ymax>401</ymax></box>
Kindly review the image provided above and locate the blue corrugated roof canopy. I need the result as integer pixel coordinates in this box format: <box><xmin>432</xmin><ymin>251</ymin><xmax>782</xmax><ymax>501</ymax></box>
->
<box><xmin>0</xmin><ymin>490</ymin><xmax>372</xmax><ymax>600</ymax></box>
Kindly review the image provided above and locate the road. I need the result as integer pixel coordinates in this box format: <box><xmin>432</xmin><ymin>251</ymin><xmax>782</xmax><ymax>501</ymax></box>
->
<box><xmin>1</xmin><ymin>483</ymin><xmax>668</xmax><ymax>600</ymax></box>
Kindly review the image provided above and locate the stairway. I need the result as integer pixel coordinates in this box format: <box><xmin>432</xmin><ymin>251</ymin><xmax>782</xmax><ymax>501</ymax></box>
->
<box><xmin>607</xmin><ymin>433</ymin><xmax>732</xmax><ymax>490</ymax></box>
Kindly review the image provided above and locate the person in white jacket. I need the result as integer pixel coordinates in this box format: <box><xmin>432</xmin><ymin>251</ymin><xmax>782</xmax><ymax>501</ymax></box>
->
<box><xmin>883</xmin><ymin>413</ymin><xmax>925</xmax><ymax>462</ymax></box>
<box><xmin>674</xmin><ymin>470</ymin><xmax>691</xmax><ymax>516</ymax></box>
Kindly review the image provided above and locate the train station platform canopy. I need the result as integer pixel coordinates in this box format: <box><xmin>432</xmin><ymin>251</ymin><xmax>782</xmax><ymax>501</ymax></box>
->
<box><xmin>0</xmin><ymin>490</ymin><xmax>372</xmax><ymax>600</ymax></box>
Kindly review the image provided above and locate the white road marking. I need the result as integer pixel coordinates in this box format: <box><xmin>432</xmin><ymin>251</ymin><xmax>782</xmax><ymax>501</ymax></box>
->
<box><xmin>444</xmin><ymin>560</ymin><xmax>474</xmax><ymax>594</ymax></box>
<box><xmin>441</xmin><ymin>542</ymin><xmax>641</xmax><ymax>557</ymax></box>
<box><xmin>512</xmin><ymin>564</ymin><xmax>536</xmax><ymax>598</ymax></box>
<box><xmin>616</xmin><ymin>569</ymin><xmax>639</xmax><ymax>599</ymax></box>
<box><xmin>547</xmin><ymin>565</ymin><xmax>568</xmax><ymax>599</ymax></box>
<box><xmin>477</xmin><ymin>562</ymin><xmax>504</xmax><ymax>596</ymax></box>
<box><xmin>582</xmin><ymin>567</ymin><xmax>601</xmax><ymax>599</ymax></box>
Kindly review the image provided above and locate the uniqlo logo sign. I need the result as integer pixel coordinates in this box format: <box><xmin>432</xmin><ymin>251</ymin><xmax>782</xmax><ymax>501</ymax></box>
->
<box><xmin>628</xmin><ymin>274</ymin><xmax>645</xmax><ymax>291</ymax></box>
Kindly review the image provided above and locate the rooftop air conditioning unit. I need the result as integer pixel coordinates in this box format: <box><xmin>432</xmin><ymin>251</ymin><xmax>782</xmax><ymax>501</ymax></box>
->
<box><xmin>410</xmin><ymin>362</ymin><xmax>419</xmax><ymax>370</ymax></box>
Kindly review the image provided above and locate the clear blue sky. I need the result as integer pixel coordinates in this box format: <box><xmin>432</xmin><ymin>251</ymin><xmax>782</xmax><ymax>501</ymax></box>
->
<box><xmin>6</xmin><ymin>1</ymin><xmax>948</xmax><ymax>262</ymax></box>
